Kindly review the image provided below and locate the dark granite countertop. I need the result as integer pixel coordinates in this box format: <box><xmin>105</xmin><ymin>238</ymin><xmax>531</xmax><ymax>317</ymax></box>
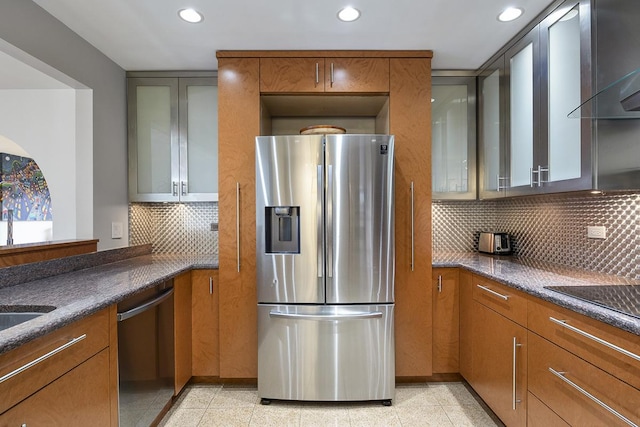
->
<box><xmin>0</xmin><ymin>252</ymin><xmax>217</xmax><ymax>355</ymax></box>
<box><xmin>433</xmin><ymin>252</ymin><xmax>640</xmax><ymax>337</ymax></box>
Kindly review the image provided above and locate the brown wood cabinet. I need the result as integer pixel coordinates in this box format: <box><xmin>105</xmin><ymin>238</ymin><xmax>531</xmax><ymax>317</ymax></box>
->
<box><xmin>473</xmin><ymin>299</ymin><xmax>527</xmax><ymax>427</ymax></box>
<box><xmin>459</xmin><ymin>269</ymin><xmax>474</xmax><ymax>382</ymax></box>
<box><xmin>174</xmin><ymin>271</ymin><xmax>192</xmax><ymax>394</ymax></box>
<box><xmin>1</xmin><ymin>350</ymin><xmax>111</xmax><ymax>426</ymax></box>
<box><xmin>432</xmin><ymin>268</ymin><xmax>459</xmax><ymax>374</ymax></box>
<box><xmin>0</xmin><ymin>307</ymin><xmax>115</xmax><ymax>425</ymax></box>
<box><xmin>527</xmin><ymin>391</ymin><xmax>570</xmax><ymax>427</ymax></box>
<box><xmin>217</xmin><ymin>50</ymin><xmax>432</xmax><ymax>379</ymax></box>
<box><xmin>192</xmin><ymin>269</ymin><xmax>219</xmax><ymax>377</ymax></box>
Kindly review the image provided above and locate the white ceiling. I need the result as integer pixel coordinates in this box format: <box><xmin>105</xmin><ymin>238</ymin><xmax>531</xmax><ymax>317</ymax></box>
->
<box><xmin>32</xmin><ymin>0</ymin><xmax>555</xmax><ymax>71</ymax></box>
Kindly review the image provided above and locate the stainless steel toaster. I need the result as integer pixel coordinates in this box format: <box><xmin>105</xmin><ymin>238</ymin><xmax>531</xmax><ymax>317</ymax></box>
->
<box><xmin>478</xmin><ymin>232</ymin><xmax>512</xmax><ymax>254</ymax></box>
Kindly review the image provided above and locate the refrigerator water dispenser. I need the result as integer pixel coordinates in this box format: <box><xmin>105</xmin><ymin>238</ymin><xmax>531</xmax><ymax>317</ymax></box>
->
<box><xmin>265</xmin><ymin>206</ymin><xmax>300</xmax><ymax>254</ymax></box>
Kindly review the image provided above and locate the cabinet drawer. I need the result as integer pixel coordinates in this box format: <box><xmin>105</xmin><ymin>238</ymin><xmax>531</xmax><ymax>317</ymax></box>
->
<box><xmin>527</xmin><ymin>392</ymin><xmax>570</xmax><ymax>427</ymax></box>
<box><xmin>0</xmin><ymin>308</ymin><xmax>110</xmax><ymax>414</ymax></box>
<box><xmin>528</xmin><ymin>298</ymin><xmax>640</xmax><ymax>390</ymax></box>
<box><xmin>472</xmin><ymin>275</ymin><xmax>527</xmax><ymax>326</ymax></box>
<box><xmin>528</xmin><ymin>331</ymin><xmax>640</xmax><ymax>426</ymax></box>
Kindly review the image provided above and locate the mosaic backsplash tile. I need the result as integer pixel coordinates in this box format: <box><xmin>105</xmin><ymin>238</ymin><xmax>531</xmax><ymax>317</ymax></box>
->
<box><xmin>129</xmin><ymin>202</ymin><xmax>218</xmax><ymax>255</ymax></box>
<box><xmin>433</xmin><ymin>192</ymin><xmax>640</xmax><ymax>280</ymax></box>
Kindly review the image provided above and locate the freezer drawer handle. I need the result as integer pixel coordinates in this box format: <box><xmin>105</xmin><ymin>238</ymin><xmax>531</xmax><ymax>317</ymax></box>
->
<box><xmin>269</xmin><ymin>310</ymin><xmax>383</xmax><ymax>321</ymax></box>
<box><xmin>548</xmin><ymin>367</ymin><xmax>638</xmax><ymax>427</ymax></box>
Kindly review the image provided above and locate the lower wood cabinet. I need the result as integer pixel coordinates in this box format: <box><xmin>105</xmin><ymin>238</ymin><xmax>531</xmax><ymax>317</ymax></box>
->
<box><xmin>1</xmin><ymin>349</ymin><xmax>111</xmax><ymax>426</ymax></box>
<box><xmin>527</xmin><ymin>391</ymin><xmax>570</xmax><ymax>427</ymax></box>
<box><xmin>174</xmin><ymin>271</ymin><xmax>192</xmax><ymax>394</ymax></box>
<box><xmin>192</xmin><ymin>269</ymin><xmax>220</xmax><ymax>377</ymax></box>
<box><xmin>472</xmin><ymin>300</ymin><xmax>527</xmax><ymax>427</ymax></box>
<box><xmin>432</xmin><ymin>268</ymin><xmax>459</xmax><ymax>374</ymax></box>
<box><xmin>459</xmin><ymin>269</ymin><xmax>474</xmax><ymax>382</ymax></box>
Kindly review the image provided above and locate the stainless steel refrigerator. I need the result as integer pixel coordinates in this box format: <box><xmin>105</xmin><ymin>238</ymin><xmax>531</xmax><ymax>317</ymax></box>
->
<box><xmin>255</xmin><ymin>133</ymin><xmax>395</xmax><ymax>404</ymax></box>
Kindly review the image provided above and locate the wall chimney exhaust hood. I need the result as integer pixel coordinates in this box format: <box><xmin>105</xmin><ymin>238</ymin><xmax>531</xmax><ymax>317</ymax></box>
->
<box><xmin>569</xmin><ymin>67</ymin><xmax>640</xmax><ymax>119</ymax></box>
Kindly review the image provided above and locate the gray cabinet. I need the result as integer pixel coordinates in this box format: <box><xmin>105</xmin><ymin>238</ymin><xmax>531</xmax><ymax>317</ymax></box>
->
<box><xmin>432</xmin><ymin>75</ymin><xmax>476</xmax><ymax>200</ymax></box>
<box><xmin>128</xmin><ymin>75</ymin><xmax>218</xmax><ymax>202</ymax></box>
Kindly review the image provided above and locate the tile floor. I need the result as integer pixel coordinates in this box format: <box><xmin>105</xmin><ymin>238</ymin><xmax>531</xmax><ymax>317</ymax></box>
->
<box><xmin>159</xmin><ymin>382</ymin><xmax>503</xmax><ymax>426</ymax></box>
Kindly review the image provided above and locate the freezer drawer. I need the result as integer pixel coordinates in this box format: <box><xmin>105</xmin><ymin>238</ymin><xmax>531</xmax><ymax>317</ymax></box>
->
<box><xmin>258</xmin><ymin>304</ymin><xmax>395</xmax><ymax>402</ymax></box>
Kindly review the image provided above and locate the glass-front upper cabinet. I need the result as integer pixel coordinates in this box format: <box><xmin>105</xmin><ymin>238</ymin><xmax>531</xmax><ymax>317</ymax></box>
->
<box><xmin>505</xmin><ymin>27</ymin><xmax>541</xmax><ymax>196</ymax></box>
<box><xmin>478</xmin><ymin>56</ymin><xmax>507</xmax><ymax>199</ymax></box>
<box><xmin>128</xmin><ymin>75</ymin><xmax>218</xmax><ymax>202</ymax></box>
<box><xmin>432</xmin><ymin>75</ymin><xmax>476</xmax><ymax>200</ymax></box>
<box><xmin>539</xmin><ymin>0</ymin><xmax>592</xmax><ymax>192</ymax></box>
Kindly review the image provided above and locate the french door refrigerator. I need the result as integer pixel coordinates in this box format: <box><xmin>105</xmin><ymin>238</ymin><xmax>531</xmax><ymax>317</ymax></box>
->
<box><xmin>256</xmin><ymin>133</ymin><xmax>395</xmax><ymax>404</ymax></box>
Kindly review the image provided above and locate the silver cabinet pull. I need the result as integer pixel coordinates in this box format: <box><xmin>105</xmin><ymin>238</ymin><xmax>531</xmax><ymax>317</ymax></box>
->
<box><xmin>317</xmin><ymin>165</ymin><xmax>323</xmax><ymax>278</ymax></box>
<box><xmin>549</xmin><ymin>317</ymin><xmax>640</xmax><ymax>362</ymax></box>
<box><xmin>0</xmin><ymin>334</ymin><xmax>87</xmax><ymax>384</ymax></box>
<box><xmin>410</xmin><ymin>181</ymin><xmax>415</xmax><ymax>272</ymax></box>
<box><xmin>476</xmin><ymin>284</ymin><xmax>509</xmax><ymax>301</ymax></box>
<box><xmin>530</xmin><ymin>167</ymin><xmax>535</xmax><ymax>187</ymax></box>
<box><xmin>437</xmin><ymin>275</ymin><xmax>442</xmax><ymax>293</ymax></box>
<box><xmin>330</xmin><ymin>63</ymin><xmax>335</xmax><ymax>86</ymax></box>
<box><xmin>548</xmin><ymin>367</ymin><xmax>638</xmax><ymax>427</ymax></box>
<box><xmin>497</xmin><ymin>175</ymin><xmax>509</xmax><ymax>191</ymax></box>
<box><xmin>315</xmin><ymin>62</ymin><xmax>319</xmax><ymax>85</ymax></box>
<box><xmin>512</xmin><ymin>337</ymin><xmax>522</xmax><ymax>410</ymax></box>
<box><xmin>209</xmin><ymin>276</ymin><xmax>213</xmax><ymax>295</ymax></box>
<box><xmin>181</xmin><ymin>180</ymin><xmax>187</xmax><ymax>196</ymax></box>
<box><xmin>270</xmin><ymin>310</ymin><xmax>383</xmax><ymax>321</ymax></box>
<box><xmin>236</xmin><ymin>182</ymin><xmax>241</xmax><ymax>273</ymax></box>
<box><xmin>172</xmin><ymin>181</ymin><xmax>179</xmax><ymax>196</ymax></box>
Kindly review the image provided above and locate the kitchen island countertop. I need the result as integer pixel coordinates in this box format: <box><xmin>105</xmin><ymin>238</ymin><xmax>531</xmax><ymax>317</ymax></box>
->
<box><xmin>434</xmin><ymin>252</ymin><xmax>639</xmax><ymax>337</ymax></box>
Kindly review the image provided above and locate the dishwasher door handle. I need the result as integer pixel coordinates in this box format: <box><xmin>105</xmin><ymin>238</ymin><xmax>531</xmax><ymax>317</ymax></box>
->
<box><xmin>117</xmin><ymin>288</ymin><xmax>174</xmax><ymax>322</ymax></box>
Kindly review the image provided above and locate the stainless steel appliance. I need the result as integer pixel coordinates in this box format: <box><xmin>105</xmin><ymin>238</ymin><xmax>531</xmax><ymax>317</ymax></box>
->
<box><xmin>117</xmin><ymin>280</ymin><xmax>174</xmax><ymax>426</ymax></box>
<box><xmin>256</xmin><ymin>134</ymin><xmax>395</xmax><ymax>405</ymax></box>
<box><xmin>479</xmin><ymin>232</ymin><xmax>512</xmax><ymax>255</ymax></box>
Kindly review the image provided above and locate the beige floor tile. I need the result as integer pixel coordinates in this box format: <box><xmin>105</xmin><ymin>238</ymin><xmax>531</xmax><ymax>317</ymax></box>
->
<box><xmin>428</xmin><ymin>383</ymin><xmax>479</xmax><ymax>406</ymax></box>
<box><xmin>442</xmin><ymin>404</ymin><xmax>501</xmax><ymax>427</ymax></box>
<box><xmin>393</xmin><ymin>385</ymin><xmax>441</xmax><ymax>407</ymax></box>
<box><xmin>395</xmin><ymin>405</ymin><xmax>454</xmax><ymax>427</ymax></box>
<box><xmin>177</xmin><ymin>385</ymin><xmax>221</xmax><ymax>409</ymax></box>
<box><xmin>348</xmin><ymin>406</ymin><xmax>401</xmax><ymax>427</ymax></box>
<box><xmin>210</xmin><ymin>388</ymin><xmax>260</xmax><ymax>407</ymax></box>
<box><xmin>159</xmin><ymin>408</ymin><xmax>205</xmax><ymax>427</ymax></box>
<box><xmin>198</xmin><ymin>407</ymin><xmax>254</xmax><ymax>426</ymax></box>
<box><xmin>299</xmin><ymin>406</ymin><xmax>351</xmax><ymax>427</ymax></box>
<box><xmin>249</xmin><ymin>404</ymin><xmax>301</xmax><ymax>426</ymax></box>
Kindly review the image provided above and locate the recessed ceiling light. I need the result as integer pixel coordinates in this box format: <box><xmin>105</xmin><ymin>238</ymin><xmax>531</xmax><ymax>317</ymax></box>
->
<box><xmin>178</xmin><ymin>8</ymin><xmax>203</xmax><ymax>23</ymax></box>
<box><xmin>498</xmin><ymin>7</ymin><xmax>524</xmax><ymax>22</ymax></box>
<box><xmin>338</xmin><ymin>6</ymin><xmax>361</xmax><ymax>22</ymax></box>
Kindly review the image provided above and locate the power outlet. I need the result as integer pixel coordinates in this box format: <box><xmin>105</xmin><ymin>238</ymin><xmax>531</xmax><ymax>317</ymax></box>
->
<box><xmin>111</xmin><ymin>222</ymin><xmax>123</xmax><ymax>239</ymax></box>
<box><xmin>587</xmin><ymin>225</ymin><xmax>606</xmax><ymax>240</ymax></box>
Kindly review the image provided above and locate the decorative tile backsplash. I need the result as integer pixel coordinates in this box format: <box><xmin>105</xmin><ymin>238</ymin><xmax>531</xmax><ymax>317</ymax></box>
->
<box><xmin>129</xmin><ymin>202</ymin><xmax>218</xmax><ymax>254</ymax></box>
<box><xmin>130</xmin><ymin>192</ymin><xmax>639</xmax><ymax>280</ymax></box>
<box><xmin>433</xmin><ymin>191</ymin><xmax>640</xmax><ymax>280</ymax></box>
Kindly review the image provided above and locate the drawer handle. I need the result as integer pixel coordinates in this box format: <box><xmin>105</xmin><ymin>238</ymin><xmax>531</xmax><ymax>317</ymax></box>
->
<box><xmin>476</xmin><ymin>284</ymin><xmax>509</xmax><ymax>301</ymax></box>
<box><xmin>548</xmin><ymin>367</ymin><xmax>638</xmax><ymax>427</ymax></box>
<box><xmin>549</xmin><ymin>317</ymin><xmax>640</xmax><ymax>363</ymax></box>
<box><xmin>0</xmin><ymin>334</ymin><xmax>87</xmax><ymax>385</ymax></box>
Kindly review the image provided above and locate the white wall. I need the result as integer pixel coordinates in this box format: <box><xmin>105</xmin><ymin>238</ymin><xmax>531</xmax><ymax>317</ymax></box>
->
<box><xmin>0</xmin><ymin>89</ymin><xmax>93</xmax><ymax>241</ymax></box>
<box><xmin>0</xmin><ymin>0</ymin><xmax>127</xmax><ymax>250</ymax></box>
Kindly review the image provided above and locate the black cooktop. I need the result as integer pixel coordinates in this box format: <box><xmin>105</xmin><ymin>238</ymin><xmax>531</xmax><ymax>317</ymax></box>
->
<box><xmin>545</xmin><ymin>285</ymin><xmax>640</xmax><ymax>320</ymax></box>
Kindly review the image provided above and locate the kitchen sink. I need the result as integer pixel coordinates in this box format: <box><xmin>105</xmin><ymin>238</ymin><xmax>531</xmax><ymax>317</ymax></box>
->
<box><xmin>0</xmin><ymin>306</ymin><xmax>56</xmax><ymax>332</ymax></box>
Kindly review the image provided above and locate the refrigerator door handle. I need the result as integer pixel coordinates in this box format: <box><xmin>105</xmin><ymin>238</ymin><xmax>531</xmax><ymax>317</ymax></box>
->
<box><xmin>269</xmin><ymin>310</ymin><xmax>383</xmax><ymax>321</ymax></box>
<box><xmin>317</xmin><ymin>165</ymin><xmax>323</xmax><ymax>278</ymax></box>
<box><xmin>327</xmin><ymin>164</ymin><xmax>333</xmax><ymax>279</ymax></box>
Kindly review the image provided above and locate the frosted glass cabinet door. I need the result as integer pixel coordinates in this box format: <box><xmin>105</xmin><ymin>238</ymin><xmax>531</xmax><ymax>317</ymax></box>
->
<box><xmin>478</xmin><ymin>56</ymin><xmax>506</xmax><ymax>199</ymax></box>
<box><xmin>506</xmin><ymin>27</ymin><xmax>540</xmax><ymax>195</ymax></box>
<box><xmin>179</xmin><ymin>79</ymin><xmax>218</xmax><ymax>201</ymax></box>
<box><xmin>128</xmin><ymin>78</ymin><xmax>180</xmax><ymax>202</ymax></box>
<box><xmin>432</xmin><ymin>76</ymin><xmax>476</xmax><ymax>200</ymax></box>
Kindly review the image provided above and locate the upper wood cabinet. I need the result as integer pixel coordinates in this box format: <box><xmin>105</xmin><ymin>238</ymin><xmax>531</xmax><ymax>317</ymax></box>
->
<box><xmin>260</xmin><ymin>57</ymin><xmax>389</xmax><ymax>93</ymax></box>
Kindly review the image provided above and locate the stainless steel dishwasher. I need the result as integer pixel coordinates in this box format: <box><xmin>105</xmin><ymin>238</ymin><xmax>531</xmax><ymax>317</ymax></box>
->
<box><xmin>117</xmin><ymin>280</ymin><xmax>174</xmax><ymax>427</ymax></box>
